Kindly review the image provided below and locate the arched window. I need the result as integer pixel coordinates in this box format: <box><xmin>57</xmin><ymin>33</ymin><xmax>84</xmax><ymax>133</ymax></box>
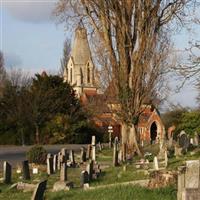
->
<box><xmin>87</xmin><ymin>67</ymin><xmax>90</xmax><ymax>83</ymax></box>
<box><xmin>70</xmin><ymin>68</ymin><xmax>72</xmax><ymax>83</ymax></box>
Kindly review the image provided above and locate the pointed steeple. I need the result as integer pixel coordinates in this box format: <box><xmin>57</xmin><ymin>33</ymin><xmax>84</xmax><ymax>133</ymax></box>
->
<box><xmin>71</xmin><ymin>26</ymin><xmax>91</xmax><ymax>65</ymax></box>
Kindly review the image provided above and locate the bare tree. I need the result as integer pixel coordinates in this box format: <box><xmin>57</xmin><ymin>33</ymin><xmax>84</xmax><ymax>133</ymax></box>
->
<box><xmin>0</xmin><ymin>51</ymin><xmax>6</xmax><ymax>96</ymax></box>
<box><xmin>60</xmin><ymin>38</ymin><xmax>71</xmax><ymax>76</ymax></box>
<box><xmin>55</xmin><ymin>0</ymin><xmax>195</xmax><ymax>155</ymax></box>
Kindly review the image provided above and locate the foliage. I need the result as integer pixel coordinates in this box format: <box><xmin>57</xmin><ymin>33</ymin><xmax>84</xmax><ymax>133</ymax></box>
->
<box><xmin>26</xmin><ymin>145</ymin><xmax>47</xmax><ymax>164</ymax></box>
<box><xmin>176</xmin><ymin>110</ymin><xmax>200</xmax><ymax>137</ymax></box>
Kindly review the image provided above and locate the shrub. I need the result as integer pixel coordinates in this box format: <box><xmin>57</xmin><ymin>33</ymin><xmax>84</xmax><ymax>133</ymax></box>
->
<box><xmin>26</xmin><ymin>145</ymin><xmax>47</xmax><ymax>164</ymax></box>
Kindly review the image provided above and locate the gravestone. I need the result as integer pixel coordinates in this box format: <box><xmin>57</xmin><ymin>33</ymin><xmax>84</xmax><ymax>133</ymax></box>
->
<box><xmin>57</xmin><ymin>152</ymin><xmax>62</xmax><ymax>170</ymax></box>
<box><xmin>177</xmin><ymin>160</ymin><xmax>200</xmax><ymax>200</ymax></box>
<box><xmin>185</xmin><ymin>160</ymin><xmax>200</xmax><ymax>188</ymax></box>
<box><xmin>61</xmin><ymin>148</ymin><xmax>69</xmax><ymax>160</ymax></box>
<box><xmin>22</xmin><ymin>160</ymin><xmax>30</xmax><ymax>180</ymax></box>
<box><xmin>178</xmin><ymin>131</ymin><xmax>190</xmax><ymax>151</ymax></box>
<box><xmin>122</xmin><ymin>143</ymin><xmax>127</xmax><ymax>162</ymax></box>
<box><xmin>164</xmin><ymin>150</ymin><xmax>168</xmax><ymax>168</ymax></box>
<box><xmin>80</xmin><ymin>147</ymin><xmax>87</xmax><ymax>163</ymax></box>
<box><xmin>98</xmin><ymin>142</ymin><xmax>102</xmax><ymax>151</ymax></box>
<box><xmin>175</xmin><ymin>145</ymin><xmax>183</xmax><ymax>158</ymax></box>
<box><xmin>3</xmin><ymin>161</ymin><xmax>12</xmax><ymax>184</ymax></box>
<box><xmin>193</xmin><ymin>132</ymin><xmax>199</xmax><ymax>146</ymax></box>
<box><xmin>53</xmin><ymin>154</ymin><xmax>58</xmax><ymax>173</ymax></box>
<box><xmin>47</xmin><ymin>153</ymin><xmax>52</xmax><ymax>159</ymax></box>
<box><xmin>91</xmin><ymin>136</ymin><xmax>96</xmax><ymax>161</ymax></box>
<box><xmin>86</xmin><ymin>160</ymin><xmax>94</xmax><ymax>181</ymax></box>
<box><xmin>47</xmin><ymin>157</ymin><xmax>53</xmax><ymax>175</ymax></box>
<box><xmin>31</xmin><ymin>180</ymin><xmax>47</xmax><ymax>200</ymax></box>
<box><xmin>80</xmin><ymin>171</ymin><xmax>89</xmax><ymax>187</ymax></box>
<box><xmin>86</xmin><ymin>144</ymin><xmax>92</xmax><ymax>160</ymax></box>
<box><xmin>60</xmin><ymin>163</ymin><xmax>67</xmax><ymax>182</ymax></box>
<box><xmin>153</xmin><ymin>156</ymin><xmax>159</xmax><ymax>171</ymax></box>
<box><xmin>113</xmin><ymin>137</ymin><xmax>119</xmax><ymax>166</ymax></box>
<box><xmin>69</xmin><ymin>150</ymin><xmax>75</xmax><ymax>166</ymax></box>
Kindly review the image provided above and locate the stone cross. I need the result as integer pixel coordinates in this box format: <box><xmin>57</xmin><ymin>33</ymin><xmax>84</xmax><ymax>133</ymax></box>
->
<box><xmin>22</xmin><ymin>160</ymin><xmax>30</xmax><ymax>180</ymax></box>
<box><xmin>113</xmin><ymin>137</ymin><xmax>119</xmax><ymax>167</ymax></box>
<box><xmin>47</xmin><ymin>156</ymin><xmax>53</xmax><ymax>175</ymax></box>
<box><xmin>3</xmin><ymin>161</ymin><xmax>12</xmax><ymax>184</ymax></box>
<box><xmin>53</xmin><ymin>154</ymin><xmax>58</xmax><ymax>173</ymax></box>
<box><xmin>80</xmin><ymin>171</ymin><xmax>89</xmax><ymax>187</ymax></box>
<box><xmin>60</xmin><ymin>163</ymin><xmax>67</xmax><ymax>182</ymax></box>
<box><xmin>31</xmin><ymin>180</ymin><xmax>47</xmax><ymax>200</ymax></box>
<box><xmin>86</xmin><ymin>160</ymin><xmax>93</xmax><ymax>181</ymax></box>
<box><xmin>153</xmin><ymin>156</ymin><xmax>159</xmax><ymax>170</ymax></box>
<box><xmin>80</xmin><ymin>147</ymin><xmax>86</xmax><ymax>163</ymax></box>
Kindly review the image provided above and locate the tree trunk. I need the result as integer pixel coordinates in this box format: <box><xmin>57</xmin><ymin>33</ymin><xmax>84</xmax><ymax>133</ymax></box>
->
<box><xmin>35</xmin><ymin>124</ymin><xmax>40</xmax><ymax>144</ymax></box>
<box><xmin>121</xmin><ymin>122</ymin><xmax>142</xmax><ymax>157</ymax></box>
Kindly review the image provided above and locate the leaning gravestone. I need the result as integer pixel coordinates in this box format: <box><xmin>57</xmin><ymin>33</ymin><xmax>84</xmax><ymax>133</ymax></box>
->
<box><xmin>3</xmin><ymin>161</ymin><xmax>12</xmax><ymax>184</ymax></box>
<box><xmin>22</xmin><ymin>160</ymin><xmax>30</xmax><ymax>180</ymax></box>
<box><xmin>178</xmin><ymin>131</ymin><xmax>190</xmax><ymax>152</ymax></box>
<box><xmin>31</xmin><ymin>180</ymin><xmax>47</xmax><ymax>200</ymax></box>
<box><xmin>80</xmin><ymin>171</ymin><xmax>89</xmax><ymax>187</ymax></box>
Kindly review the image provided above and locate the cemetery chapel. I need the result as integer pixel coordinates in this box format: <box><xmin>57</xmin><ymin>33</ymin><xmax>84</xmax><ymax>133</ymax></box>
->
<box><xmin>63</xmin><ymin>26</ymin><xmax>165</xmax><ymax>144</ymax></box>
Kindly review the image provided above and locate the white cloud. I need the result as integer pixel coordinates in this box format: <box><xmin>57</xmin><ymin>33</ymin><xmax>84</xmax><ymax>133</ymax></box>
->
<box><xmin>4</xmin><ymin>1</ymin><xmax>57</xmax><ymax>23</ymax></box>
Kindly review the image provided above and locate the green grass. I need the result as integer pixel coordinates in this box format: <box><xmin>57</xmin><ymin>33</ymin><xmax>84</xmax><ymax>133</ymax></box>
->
<box><xmin>47</xmin><ymin>185</ymin><xmax>176</xmax><ymax>200</ymax></box>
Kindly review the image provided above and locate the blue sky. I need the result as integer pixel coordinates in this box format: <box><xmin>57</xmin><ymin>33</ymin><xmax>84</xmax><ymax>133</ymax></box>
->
<box><xmin>0</xmin><ymin>0</ymin><xmax>199</xmax><ymax>109</ymax></box>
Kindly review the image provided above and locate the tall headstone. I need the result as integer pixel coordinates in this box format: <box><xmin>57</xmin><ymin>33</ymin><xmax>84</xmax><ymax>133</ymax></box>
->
<box><xmin>3</xmin><ymin>161</ymin><xmax>12</xmax><ymax>184</ymax></box>
<box><xmin>60</xmin><ymin>163</ymin><xmax>67</xmax><ymax>182</ymax></box>
<box><xmin>22</xmin><ymin>160</ymin><xmax>30</xmax><ymax>180</ymax></box>
<box><xmin>80</xmin><ymin>171</ymin><xmax>89</xmax><ymax>187</ymax></box>
<box><xmin>86</xmin><ymin>145</ymin><xmax>92</xmax><ymax>160</ymax></box>
<box><xmin>122</xmin><ymin>143</ymin><xmax>127</xmax><ymax>162</ymax></box>
<box><xmin>69</xmin><ymin>150</ymin><xmax>75</xmax><ymax>166</ymax></box>
<box><xmin>57</xmin><ymin>152</ymin><xmax>62</xmax><ymax>170</ymax></box>
<box><xmin>53</xmin><ymin>154</ymin><xmax>58</xmax><ymax>173</ymax></box>
<box><xmin>113</xmin><ymin>137</ymin><xmax>119</xmax><ymax>166</ymax></box>
<box><xmin>31</xmin><ymin>180</ymin><xmax>47</xmax><ymax>200</ymax></box>
<box><xmin>61</xmin><ymin>148</ymin><xmax>69</xmax><ymax>160</ymax></box>
<box><xmin>47</xmin><ymin>157</ymin><xmax>53</xmax><ymax>175</ymax></box>
<box><xmin>91</xmin><ymin>136</ymin><xmax>96</xmax><ymax>161</ymax></box>
<box><xmin>86</xmin><ymin>160</ymin><xmax>93</xmax><ymax>181</ymax></box>
<box><xmin>193</xmin><ymin>132</ymin><xmax>199</xmax><ymax>146</ymax></box>
<box><xmin>153</xmin><ymin>156</ymin><xmax>159</xmax><ymax>171</ymax></box>
<box><xmin>80</xmin><ymin>147</ymin><xmax>87</xmax><ymax>163</ymax></box>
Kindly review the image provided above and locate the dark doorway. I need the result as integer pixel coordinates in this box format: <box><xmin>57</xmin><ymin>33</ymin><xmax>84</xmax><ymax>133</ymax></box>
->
<box><xmin>150</xmin><ymin>122</ymin><xmax>157</xmax><ymax>144</ymax></box>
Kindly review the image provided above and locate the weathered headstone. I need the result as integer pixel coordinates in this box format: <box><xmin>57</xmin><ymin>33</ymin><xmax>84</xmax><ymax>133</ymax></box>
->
<box><xmin>80</xmin><ymin>147</ymin><xmax>87</xmax><ymax>163</ymax></box>
<box><xmin>178</xmin><ymin>131</ymin><xmax>190</xmax><ymax>151</ymax></box>
<box><xmin>185</xmin><ymin>160</ymin><xmax>200</xmax><ymax>188</ymax></box>
<box><xmin>47</xmin><ymin>157</ymin><xmax>53</xmax><ymax>175</ymax></box>
<box><xmin>193</xmin><ymin>132</ymin><xmax>199</xmax><ymax>146</ymax></box>
<box><xmin>177</xmin><ymin>160</ymin><xmax>200</xmax><ymax>200</ymax></box>
<box><xmin>60</xmin><ymin>163</ymin><xmax>67</xmax><ymax>182</ymax></box>
<box><xmin>122</xmin><ymin>143</ymin><xmax>127</xmax><ymax>162</ymax></box>
<box><xmin>86</xmin><ymin>145</ymin><xmax>92</xmax><ymax>160</ymax></box>
<box><xmin>153</xmin><ymin>156</ymin><xmax>159</xmax><ymax>171</ymax></box>
<box><xmin>22</xmin><ymin>160</ymin><xmax>30</xmax><ymax>180</ymax></box>
<box><xmin>69</xmin><ymin>150</ymin><xmax>75</xmax><ymax>166</ymax></box>
<box><xmin>86</xmin><ymin>160</ymin><xmax>93</xmax><ymax>181</ymax></box>
<box><xmin>164</xmin><ymin>150</ymin><xmax>168</xmax><ymax>168</ymax></box>
<box><xmin>47</xmin><ymin>153</ymin><xmax>52</xmax><ymax>159</ymax></box>
<box><xmin>61</xmin><ymin>148</ymin><xmax>69</xmax><ymax>160</ymax></box>
<box><xmin>3</xmin><ymin>161</ymin><xmax>12</xmax><ymax>184</ymax></box>
<box><xmin>57</xmin><ymin>152</ymin><xmax>62</xmax><ymax>170</ymax></box>
<box><xmin>98</xmin><ymin>142</ymin><xmax>102</xmax><ymax>151</ymax></box>
<box><xmin>113</xmin><ymin>137</ymin><xmax>119</xmax><ymax>166</ymax></box>
<box><xmin>80</xmin><ymin>171</ymin><xmax>89</xmax><ymax>187</ymax></box>
<box><xmin>53</xmin><ymin>154</ymin><xmax>58</xmax><ymax>173</ymax></box>
<box><xmin>31</xmin><ymin>180</ymin><xmax>47</xmax><ymax>200</ymax></box>
<box><xmin>91</xmin><ymin>136</ymin><xmax>96</xmax><ymax>161</ymax></box>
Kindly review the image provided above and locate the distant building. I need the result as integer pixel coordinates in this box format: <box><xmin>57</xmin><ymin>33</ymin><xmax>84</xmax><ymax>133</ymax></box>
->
<box><xmin>63</xmin><ymin>26</ymin><xmax>165</xmax><ymax>144</ymax></box>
